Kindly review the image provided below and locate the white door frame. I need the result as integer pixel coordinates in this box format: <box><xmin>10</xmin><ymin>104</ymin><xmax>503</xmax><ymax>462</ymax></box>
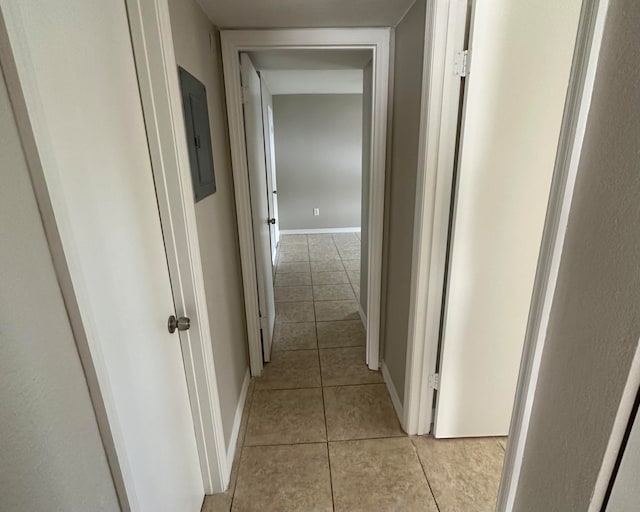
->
<box><xmin>221</xmin><ymin>29</ymin><xmax>391</xmax><ymax>376</ymax></box>
<box><xmin>125</xmin><ymin>0</ymin><xmax>228</xmax><ymax>494</ymax></box>
<box><xmin>403</xmin><ymin>0</ymin><xmax>609</xmax><ymax>507</ymax></box>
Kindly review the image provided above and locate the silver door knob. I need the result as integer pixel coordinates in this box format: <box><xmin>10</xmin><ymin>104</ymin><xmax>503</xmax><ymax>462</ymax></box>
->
<box><xmin>168</xmin><ymin>315</ymin><xmax>190</xmax><ymax>333</ymax></box>
<box><xmin>268</xmin><ymin>218</ymin><xmax>276</xmax><ymax>225</ymax></box>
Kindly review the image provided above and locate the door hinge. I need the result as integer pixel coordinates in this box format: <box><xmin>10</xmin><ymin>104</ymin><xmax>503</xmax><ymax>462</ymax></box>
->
<box><xmin>241</xmin><ymin>85</ymin><xmax>249</xmax><ymax>105</ymax></box>
<box><xmin>428</xmin><ymin>373</ymin><xmax>440</xmax><ymax>390</ymax></box>
<box><xmin>259</xmin><ymin>315</ymin><xmax>268</xmax><ymax>330</ymax></box>
<box><xmin>454</xmin><ymin>49</ymin><xmax>471</xmax><ymax>77</ymax></box>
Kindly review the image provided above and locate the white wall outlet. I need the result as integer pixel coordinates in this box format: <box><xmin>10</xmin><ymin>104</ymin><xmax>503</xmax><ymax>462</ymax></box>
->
<box><xmin>313</xmin><ymin>208</ymin><xmax>320</xmax><ymax>216</ymax></box>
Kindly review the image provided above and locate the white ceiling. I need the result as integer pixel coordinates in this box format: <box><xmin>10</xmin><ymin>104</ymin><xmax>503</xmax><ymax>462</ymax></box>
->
<box><xmin>261</xmin><ymin>69</ymin><xmax>363</xmax><ymax>95</ymax></box>
<box><xmin>196</xmin><ymin>0</ymin><xmax>416</xmax><ymax>28</ymax></box>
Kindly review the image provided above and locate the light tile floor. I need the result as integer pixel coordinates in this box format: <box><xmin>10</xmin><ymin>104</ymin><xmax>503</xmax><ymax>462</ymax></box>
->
<box><xmin>203</xmin><ymin>233</ymin><xmax>506</xmax><ymax>512</ymax></box>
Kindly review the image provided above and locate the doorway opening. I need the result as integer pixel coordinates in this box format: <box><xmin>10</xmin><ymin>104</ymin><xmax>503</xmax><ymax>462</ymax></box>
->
<box><xmin>221</xmin><ymin>30</ymin><xmax>390</xmax><ymax>380</ymax></box>
<box><xmin>241</xmin><ymin>49</ymin><xmax>371</xmax><ymax>372</ymax></box>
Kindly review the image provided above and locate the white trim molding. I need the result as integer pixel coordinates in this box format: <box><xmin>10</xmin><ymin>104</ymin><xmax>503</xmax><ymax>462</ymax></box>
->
<box><xmin>125</xmin><ymin>0</ymin><xmax>228</xmax><ymax>493</ymax></box>
<box><xmin>496</xmin><ymin>0</ymin><xmax>609</xmax><ymax>510</ymax></box>
<box><xmin>226</xmin><ymin>369</ymin><xmax>251</xmax><ymax>468</ymax></box>
<box><xmin>382</xmin><ymin>362</ymin><xmax>404</xmax><ymax>424</ymax></box>
<box><xmin>403</xmin><ymin>0</ymin><xmax>468</xmax><ymax>436</ymax></box>
<box><xmin>221</xmin><ymin>29</ymin><xmax>391</xmax><ymax>376</ymax></box>
<box><xmin>280</xmin><ymin>227</ymin><xmax>361</xmax><ymax>235</ymax></box>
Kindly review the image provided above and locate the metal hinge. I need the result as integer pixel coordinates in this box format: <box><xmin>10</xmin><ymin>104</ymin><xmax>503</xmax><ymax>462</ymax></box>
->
<box><xmin>428</xmin><ymin>373</ymin><xmax>440</xmax><ymax>390</ymax></box>
<box><xmin>259</xmin><ymin>315</ymin><xmax>268</xmax><ymax>330</ymax></box>
<box><xmin>454</xmin><ymin>49</ymin><xmax>471</xmax><ymax>77</ymax></box>
<box><xmin>241</xmin><ymin>85</ymin><xmax>249</xmax><ymax>105</ymax></box>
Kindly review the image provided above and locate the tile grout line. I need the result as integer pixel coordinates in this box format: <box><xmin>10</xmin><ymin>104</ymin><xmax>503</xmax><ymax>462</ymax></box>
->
<box><xmin>410</xmin><ymin>438</ymin><xmax>443</xmax><ymax>512</ymax></box>
<box><xmin>311</xmin><ymin>237</ymin><xmax>336</xmax><ymax>512</ymax></box>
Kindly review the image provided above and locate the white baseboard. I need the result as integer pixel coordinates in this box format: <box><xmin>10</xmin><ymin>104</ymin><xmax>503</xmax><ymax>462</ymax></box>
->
<box><xmin>381</xmin><ymin>361</ymin><xmax>404</xmax><ymax>429</ymax></box>
<box><xmin>226</xmin><ymin>368</ymin><xmax>251</xmax><ymax>471</ymax></box>
<box><xmin>280</xmin><ymin>227</ymin><xmax>361</xmax><ymax>235</ymax></box>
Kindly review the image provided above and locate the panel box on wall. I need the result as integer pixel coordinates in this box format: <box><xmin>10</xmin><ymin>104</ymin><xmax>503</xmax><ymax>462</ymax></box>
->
<box><xmin>178</xmin><ymin>67</ymin><xmax>216</xmax><ymax>201</ymax></box>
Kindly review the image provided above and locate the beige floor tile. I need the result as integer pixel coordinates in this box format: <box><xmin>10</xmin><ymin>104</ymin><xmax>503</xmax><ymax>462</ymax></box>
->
<box><xmin>275</xmin><ymin>301</ymin><xmax>315</xmax><ymax>323</ymax></box>
<box><xmin>275</xmin><ymin>272</ymin><xmax>312</xmax><ymax>287</ymax></box>
<box><xmin>332</xmin><ymin>233</ymin><xmax>359</xmax><ymax>242</ymax></box>
<box><xmin>279</xmin><ymin>234</ymin><xmax>308</xmax><ymax>245</ymax></box>
<box><xmin>320</xmin><ymin>347</ymin><xmax>383</xmax><ymax>386</ymax></box>
<box><xmin>277</xmin><ymin>251</ymin><xmax>310</xmax><ymax>263</ymax></box>
<box><xmin>307</xmin><ymin>233</ymin><xmax>334</xmax><ymax>242</ymax></box>
<box><xmin>335</xmin><ymin>241</ymin><xmax>360</xmax><ymax>252</ymax></box>
<box><xmin>323</xmin><ymin>384</ymin><xmax>404</xmax><ymax>440</ymax></box>
<box><xmin>341</xmin><ymin>259</ymin><xmax>361</xmax><ymax>271</ymax></box>
<box><xmin>245</xmin><ymin>388</ymin><xmax>326</xmax><ymax>445</ymax></box>
<box><xmin>256</xmin><ymin>349</ymin><xmax>321</xmax><ymax>389</ymax></box>
<box><xmin>312</xmin><ymin>270</ymin><xmax>350</xmax><ymax>285</ymax></box>
<box><xmin>317</xmin><ymin>320</ymin><xmax>366</xmax><ymax>348</ymax></box>
<box><xmin>232</xmin><ymin>444</ymin><xmax>333</xmax><ymax>512</ymax></box>
<box><xmin>311</xmin><ymin>260</ymin><xmax>345</xmax><ymax>272</ymax></box>
<box><xmin>276</xmin><ymin>261</ymin><xmax>310</xmax><ymax>274</ymax></box>
<box><xmin>352</xmin><ymin>284</ymin><xmax>361</xmax><ymax>301</ymax></box>
<box><xmin>346</xmin><ymin>269</ymin><xmax>360</xmax><ymax>285</ymax></box>
<box><xmin>279</xmin><ymin>245</ymin><xmax>309</xmax><ymax>255</ymax></box>
<box><xmin>273</xmin><ymin>322</ymin><xmax>317</xmax><ymax>351</ymax></box>
<box><xmin>313</xmin><ymin>284</ymin><xmax>356</xmax><ymax>301</ymax></box>
<box><xmin>412</xmin><ymin>436</ymin><xmax>505</xmax><ymax>512</ymax></box>
<box><xmin>202</xmin><ymin>493</ymin><xmax>232</xmax><ymax>512</ymax></box>
<box><xmin>274</xmin><ymin>285</ymin><xmax>313</xmax><ymax>302</ymax></box>
<box><xmin>329</xmin><ymin>438</ymin><xmax>438</xmax><ymax>512</ymax></box>
<box><xmin>315</xmin><ymin>300</ymin><xmax>360</xmax><ymax>322</ymax></box>
<box><xmin>338</xmin><ymin>247</ymin><xmax>361</xmax><ymax>260</ymax></box>
<box><xmin>309</xmin><ymin>250</ymin><xmax>341</xmax><ymax>262</ymax></box>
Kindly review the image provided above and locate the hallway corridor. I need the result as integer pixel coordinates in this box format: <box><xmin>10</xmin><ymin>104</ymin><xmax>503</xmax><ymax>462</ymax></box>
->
<box><xmin>203</xmin><ymin>233</ymin><xmax>505</xmax><ymax>512</ymax></box>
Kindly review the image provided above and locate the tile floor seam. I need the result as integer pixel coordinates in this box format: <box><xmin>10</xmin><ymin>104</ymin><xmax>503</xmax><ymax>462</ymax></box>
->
<box><xmin>410</xmin><ymin>438</ymin><xmax>443</xmax><ymax>512</ymax></box>
<box><xmin>312</xmin><ymin>239</ymin><xmax>337</xmax><ymax>512</ymax></box>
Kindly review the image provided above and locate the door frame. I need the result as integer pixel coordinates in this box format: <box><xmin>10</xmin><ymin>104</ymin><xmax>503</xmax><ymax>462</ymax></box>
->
<box><xmin>221</xmin><ymin>29</ymin><xmax>391</xmax><ymax>376</ymax></box>
<box><xmin>403</xmin><ymin>0</ymin><xmax>609</xmax><ymax>507</ymax></box>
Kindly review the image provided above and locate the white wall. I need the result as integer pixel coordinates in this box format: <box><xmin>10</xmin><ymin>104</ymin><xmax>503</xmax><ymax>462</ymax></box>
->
<box><xmin>514</xmin><ymin>0</ymin><xmax>640</xmax><ymax>507</ymax></box>
<box><xmin>606</xmin><ymin>405</ymin><xmax>640</xmax><ymax>511</ymax></box>
<box><xmin>381</xmin><ymin>0</ymin><xmax>426</xmax><ymax>403</ymax></box>
<box><xmin>168</xmin><ymin>0</ymin><xmax>250</xmax><ymax>448</ymax></box>
<box><xmin>0</xmin><ymin>66</ymin><xmax>119</xmax><ymax>512</ymax></box>
<box><xmin>272</xmin><ymin>94</ymin><xmax>363</xmax><ymax>230</ymax></box>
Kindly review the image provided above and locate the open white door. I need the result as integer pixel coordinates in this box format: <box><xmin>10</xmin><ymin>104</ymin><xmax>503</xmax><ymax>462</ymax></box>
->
<box><xmin>240</xmin><ymin>53</ymin><xmax>276</xmax><ymax>362</ymax></box>
<box><xmin>266</xmin><ymin>104</ymin><xmax>280</xmax><ymax>264</ymax></box>
<box><xmin>434</xmin><ymin>0</ymin><xmax>582</xmax><ymax>438</ymax></box>
<box><xmin>260</xmin><ymin>80</ymin><xmax>280</xmax><ymax>270</ymax></box>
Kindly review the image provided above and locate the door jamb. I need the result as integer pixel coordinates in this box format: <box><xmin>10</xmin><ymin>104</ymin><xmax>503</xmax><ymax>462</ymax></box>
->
<box><xmin>403</xmin><ymin>0</ymin><xmax>609</xmax><ymax>508</ymax></box>
<box><xmin>403</xmin><ymin>0</ymin><xmax>468</xmax><ymax>436</ymax></box>
<box><xmin>125</xmin><ymin>0</ymin><xmax>229</xmax><ymax>494</ymax></box>
<box><xmin>221</xmin><ymin>29</ymin><xmax>391</xmax><ymax>376</ymax></box>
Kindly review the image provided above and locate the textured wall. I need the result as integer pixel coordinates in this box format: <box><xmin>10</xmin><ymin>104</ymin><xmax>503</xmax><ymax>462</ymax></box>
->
<box><xmin>381</xmin><ymin>0</ymin><xmax>426</xmax><ymax>402</ymax></box>
<box><xmin>168</xmin><ymin>0</ymin><xmax>249</xmax><ymax>448</ymax></box>
<box><xmin>0</xmin><ymin>69</ymin><xmax>119</xmax><ymax>512</ymax></box>
<box><xmin>273</xmin><ymin>94</ymin><xmax>363</xmax><ymax>230</ymax></box>
<box><xmin>514</xmin><ymin>0</ymin><xmax>640</xmax><ymax>508</ymax></box>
